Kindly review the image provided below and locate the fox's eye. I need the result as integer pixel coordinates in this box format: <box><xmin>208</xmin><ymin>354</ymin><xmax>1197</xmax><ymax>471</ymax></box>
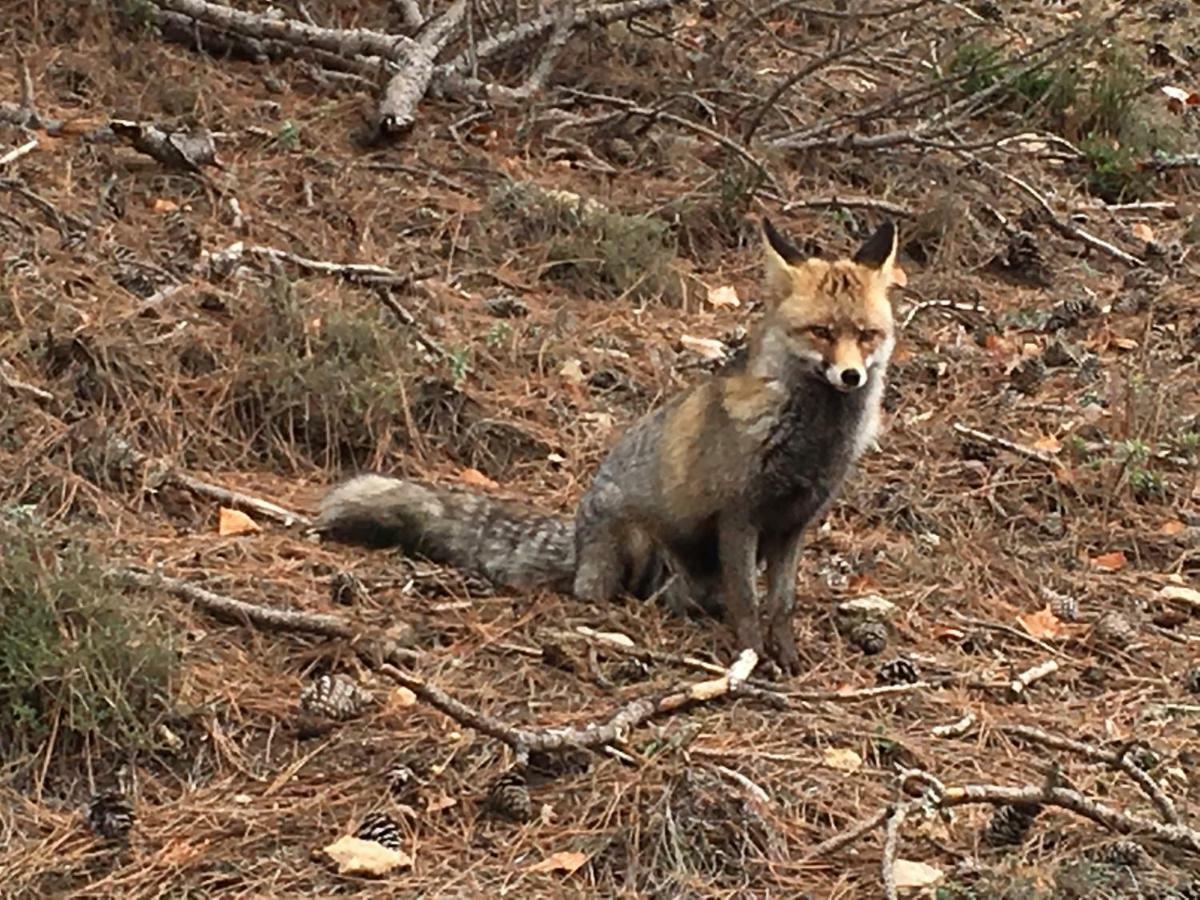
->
<box><xmin>807</xmin><ymin>326</ymin><xmax>834</xmax><ymax>341</ymax></box>
<box><xmin>858</xmin><ymin>328</ymin><xmax>880</xmax><ymax>343</ymax></box>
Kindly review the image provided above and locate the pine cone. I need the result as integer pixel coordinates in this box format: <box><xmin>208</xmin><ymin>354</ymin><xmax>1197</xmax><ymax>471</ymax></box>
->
<box><xmin>610</xmin><ymin>657</ymin><xmax>653</xmax><ymax>684</ymax></box>
<box><xmin>1042</xmin><ymin>589</ymin><xmax>1079</xmax><ymax>622</ymax></box>
<box><xmin>386</xmin><ymin>762</ymin><xmax>421</xmax><ymax>803</ymax></box>
<box><xmin>1043</xmin><ymin>296</ymin><xmax>1099</xmax><ymax>333</ymax></box>
<box><xmin>877</xmin><ymin>657</ymin><xmax>920</xmax><ymax>685</ymax></box>
<box><xmin>849</xmin><ymin>620</ymin><xmax>889</xmax><ymax>655</ymax></box>
<box><xmin>299</xmin><ymin>673</ymin><xmax>374</xmax><ymax>721</ymax></box>
<box><xmin>1009</xmin><ymin>356</ymin><xmax>1046</xmax><ymax>395</ymax></box>
<box><xmin>1183</xmin><ymin>666</ymin><xmax>1200</xmax><ymax>694</ymax></box>
<box><xmin>1092</xmin><ymin>839</ymin><xmax>1150</xmax><ymax>869</ymax></box>
<box><xmin>982</xmin><ymin>802</ymin><xmax>1041</xmax><ymax>848</ymax></box>
<box><xmin>86</xmin><ymin>790</ymin><xmax>135</xmax><ymax>841</ymax></box>
<box><xmin>355</xmin><ymin>811</ymin><xmax>402</xmax><ymax>851</ymax></box>
<box><xmin>486</xmin><ymin>771</ymin><xmax>533</xmax><ymax>823</ymax></box>
<box><xmin>1092</xmin><ymin>611</ymin><xmax>1139</xmax><ymax>647</ymax></box>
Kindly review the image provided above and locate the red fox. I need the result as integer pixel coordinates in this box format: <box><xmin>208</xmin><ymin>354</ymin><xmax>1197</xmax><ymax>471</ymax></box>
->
<box><xmin>317</xmin><ymin>217</ymin><xmax>901</xmax><ymax>673</ymax></box>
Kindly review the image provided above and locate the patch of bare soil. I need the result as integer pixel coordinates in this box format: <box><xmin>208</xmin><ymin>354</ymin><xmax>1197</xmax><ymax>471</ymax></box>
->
<box><xmin>1</xmin><ymin>1</ymin><xmax>1199</xmax><ymax>897</ymax></box>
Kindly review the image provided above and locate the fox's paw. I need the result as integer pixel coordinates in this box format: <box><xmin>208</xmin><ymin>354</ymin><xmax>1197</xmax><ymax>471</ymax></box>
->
<box><xmin>765</xmin><ymin>621</ymin><xmax>802</xmax><ymax>677</ymax></box>
<box><xmin>732</xmin><ymin>620</ymin><xmax>766</xmax><ymax>661</ymax></box>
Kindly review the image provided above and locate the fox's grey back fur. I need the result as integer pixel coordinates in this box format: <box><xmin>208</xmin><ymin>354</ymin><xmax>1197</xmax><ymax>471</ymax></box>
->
<box><xmin>316</xmin><ymin>475</ymin><xmax>576</xmax><ymax>591</ymax></box>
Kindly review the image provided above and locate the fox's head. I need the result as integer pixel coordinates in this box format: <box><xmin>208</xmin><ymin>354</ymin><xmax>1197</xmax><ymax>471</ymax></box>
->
<box><xmin>757</xmin><ymin>217</ymin><xmax>900</xmax><ymax>393</ymax></box>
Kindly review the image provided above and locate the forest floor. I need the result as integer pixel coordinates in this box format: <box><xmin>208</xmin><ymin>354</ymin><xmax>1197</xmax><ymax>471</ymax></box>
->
<box><xmin>1</xmin><ymin>0</ymin><xmax>1199</xmax><ymax>897</ymax></box>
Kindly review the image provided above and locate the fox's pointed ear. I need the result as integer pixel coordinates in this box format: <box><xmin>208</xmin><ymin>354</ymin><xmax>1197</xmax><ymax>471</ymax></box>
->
<box><xmin>853</xmin><ymin>221</ymin><xmax>898</xmax><ymax>271</ymax></box>
<box><xmin>762</xmin><ymin>217</ymin><xmax>805</xmax><ymax>296</ymax></box>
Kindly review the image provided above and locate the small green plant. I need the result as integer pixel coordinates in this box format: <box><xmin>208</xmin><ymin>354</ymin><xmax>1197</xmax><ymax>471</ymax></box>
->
<box><xmin>1128</xmin><ymin>466</ymin><xmax>1165</xmax><ymax>502</ymax></box>
<box><xmin>447</xmin><ymin>345</ymin><xmax>472</xmax><ymax>386</ymax></box>
<box><xmin>0</xmin><ymin>516</ymin><xmax>176</xmax><ymax>765</ymax></box>
<box><xmin>485</xmin><ymin>323</ymin><xmax>512</xmax><ymax>350</ymax></box>
<box><xmin>275</xmin><ymin>121</ymin><xmax>300</xmax><ymax>150</ymax></box>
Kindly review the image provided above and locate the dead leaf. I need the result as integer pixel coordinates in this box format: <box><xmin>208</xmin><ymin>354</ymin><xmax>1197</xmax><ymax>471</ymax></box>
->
<box><xmin>458</xmin><ymin>468</ymin><xmax>499</xmax><ymax>490</ymax></box>
<box><xmin>1159</xmin><ymin>585</ymin><xmax>1200</xmax><ymax>608</ymax></box>
<box><xmin>321</xmin><ymin>835</ymin><xmax>412</xmax><ymax>877</ymax></box>
<box><xmin>892</xmin><ymin>858</ymin><xmax>944</xmax><ymax>890</ymax></box>
<box><xmin>1017</xmin><ymin>605</ymin><xmax>1064</xmax><ymax>640</ymax></box>
<box><xmin>390</xmin><ymin>686</ymin><xmax>417</xmax><ymax>708</ymax></box>
<box><xmin>527</xmin><ymin>850</ymin><xmax>590</xmax><ymax>875</ymax></box>
<box><xmin>1130</xmin><ymin>222</ymin><xmax>1156</xmax><ymax>243</ymax></box>
<box><xmin>425</xmin><ymin>792</ymin><xmax>457</xmax><ymax>814</ymax></box>
<box><xmin>558</xmin><ymin>358</ymin><xmax>586</xmax><ymax>384</ymax></box>
<box><xmin>680</xmin><ymin>334</ymin><xmax>728</xmax><ymax>360</ymax></box>
<box><xmin>1091</xmin><ymin>550</ymin><xmax>1127</xmax><ymax>572</ymax></box>
<box><xmin>822</xmin><ymin>747</ymin><xmax>863</xmax><ymax>773</ymax></box>
<box><xmin>1110</xmin><ymin>336</ymin><xmax>1139</xmax><ymax>351</ymax></box>
<box><xmin>152</xmin><ymin>197</ymin><xmax>179</xmax><ymax>213</ymax></box>
<box><xmin>1030</xmin><ymin>435</ymin><xmax>1061</xmax><ymax>454</ymax></box>
<box><xmin>706</xmin><ymin>284</ymin><xmax>741</xmax><ymax>309</ymax></box>
<box><xmin>1161</xmin><ymin>84</ymin><xmax>1200</xmax><ymax>113</ymax></box>
<box><xmin>1160</xmin><ymin>520</ymin><xmax>1187</xmax><ymax>537</ymax></box>
<box><xmin>218</xmin><ymin>507</ymin><xmax>261</xmax><ymax>536</ymax></box>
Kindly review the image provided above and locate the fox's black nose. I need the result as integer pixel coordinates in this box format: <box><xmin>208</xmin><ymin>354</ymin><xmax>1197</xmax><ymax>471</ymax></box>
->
<box><xmin>840</xmin><ymin>368</ymin><xmax>862</xmax><ymax>388</ymax></box>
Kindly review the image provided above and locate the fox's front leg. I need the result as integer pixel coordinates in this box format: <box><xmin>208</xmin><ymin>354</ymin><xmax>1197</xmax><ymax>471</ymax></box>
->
<box><xmin>717</xmin><ymin>513</ymin><xmax>764</xmax><ymax>657</ymax></box>
<box><xmin>762</xmin><ymin>530</ymin><xmax>805</xmax><ymax>675</ymax></box>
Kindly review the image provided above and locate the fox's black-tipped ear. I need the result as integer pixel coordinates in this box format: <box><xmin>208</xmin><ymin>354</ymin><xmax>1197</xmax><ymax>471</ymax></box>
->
<box><xmin>762</xmin><ymin>216</ymin><xmax>806</xmax><ymax>266</ymax></box>
<box><xmin>852</xmin><ymin>221</ymin><xmax>898</xmax><ymax>270</ymax></box>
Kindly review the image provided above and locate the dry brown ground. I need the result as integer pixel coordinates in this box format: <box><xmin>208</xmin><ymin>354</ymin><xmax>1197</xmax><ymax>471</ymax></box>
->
<box><xmin>1</xmin><ymin>1</ymin><xmax>1199</xmax><ymax>897</ymax></box>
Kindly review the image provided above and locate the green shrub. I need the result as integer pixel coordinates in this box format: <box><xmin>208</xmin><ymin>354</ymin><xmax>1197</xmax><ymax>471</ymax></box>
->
<box><xmin>0</xmin><ymin>512</ymin><xmax>176</xmax><ymax>765</ymax></box>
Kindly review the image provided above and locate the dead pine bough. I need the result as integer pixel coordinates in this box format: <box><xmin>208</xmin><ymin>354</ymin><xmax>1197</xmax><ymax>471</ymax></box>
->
<box><xmin>114</xmin><ymin>567</ymin><xmax>762</xmax><ymax>768</ymax></box>
<box><xmin>149</xmin><ymin>0</ymin><xmax>678</xmax><ymax>137</ymax></box>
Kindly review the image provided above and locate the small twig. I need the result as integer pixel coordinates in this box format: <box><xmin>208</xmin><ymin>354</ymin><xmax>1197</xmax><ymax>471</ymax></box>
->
<box><xmin>881</xmin><ymin>798</ymin><xmax>914</xmax><ymax>900</ymax></box>
<box><xmin>952</xmin><ymin>422</ymin><xmax>1060</xmax><ymax>467</ymax></box>
<box><xmin>899</xmin><ymin>298</ymin><xmax>986</xmax><ymax>330</ymax></box>
<box><xmin>779</xmin><ymin>195</ymin><xmax>915</xmax><ymax>219</ymax></box>
<box><xmin>0</xmin><ymin>139</ymin><xmax>38</xmax><ymax>167</ymax></box>
<box><xmin>1004</xmin><ymin>725</ymin><xmax>1178</xmax><ymax>824</ymax></box>
<box><xmin>0</xmin><ymin>360</ymin><xmax>54</xmax><ymax>403</ymax></box>
<box><xmin>1008</xmin><ymin>658</ymin><xmax>1059</xmax><ymax>699</ymax></box>
<box><xmin>802</xmin><ymin>808</ymin><xmax>891</xmax><ymax>860</ymax></box>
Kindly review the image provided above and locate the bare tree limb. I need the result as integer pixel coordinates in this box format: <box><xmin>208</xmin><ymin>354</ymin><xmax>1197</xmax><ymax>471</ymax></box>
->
<box><xmin>378</xmin><ymin>0</ymin><xmax>466</xmax><ymax>133</ymax></box>
<box><xmin>1004</xmin><ymin>725</ymin><xmax>1178</xmax><ymax>825</ymax></box>
<box><xmin>155</xmin><ymin>0</ymin><xmax>417</xmax><ymax>60</ymax></box>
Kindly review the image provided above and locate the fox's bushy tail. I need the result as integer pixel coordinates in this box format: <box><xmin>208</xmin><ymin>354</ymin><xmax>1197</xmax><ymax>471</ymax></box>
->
<box><xmin>315</xmin><ymin>475</ymin><xmax>576</xmax><ymax>591</ymax></box>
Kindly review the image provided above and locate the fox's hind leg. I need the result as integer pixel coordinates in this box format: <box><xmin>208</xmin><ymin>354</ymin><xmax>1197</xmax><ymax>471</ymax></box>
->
<box><xmin>573</xmin><ymin>485</ymin><xmax>630</xmax><ymax>602</ymax></box>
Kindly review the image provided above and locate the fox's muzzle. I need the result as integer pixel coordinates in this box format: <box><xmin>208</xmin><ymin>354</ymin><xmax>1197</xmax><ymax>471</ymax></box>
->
<box><xmin>826</xmin><ymin>364</ymin><xmax>867</xmax><ymax>392</ymax></box>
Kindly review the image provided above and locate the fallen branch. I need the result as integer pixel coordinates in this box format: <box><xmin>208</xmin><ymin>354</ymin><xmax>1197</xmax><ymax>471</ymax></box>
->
<box><xmin>378</xmin><ymin>0</ymin><xmax>466</xmax><ymax>133</ymax></box>
<box><xmin>1004</xmin><ymin>724</ymin><xmax>1178</xmax><ymax>824</ymax></box>
<box><xmin>118</xmin><ymin>567</ymin><xmax>761</xmax><ymax>765</ymax></box>
<box><xmin>115</xmin><ymin>567</ymin><xmax>363</xmax><ymax>641</ymax></box>
<box><xmin>108</xmin><ymin>437</ymin><xmax>312</xmax><ymax>528</ymax></box>
<box><xmin>203</xmin><ymin>242</ymin><xmax>412</xmax><ymax>286</ymax></box>
<box><xmin>380</xmin><ymin>647</ymin><xmax>760</xmax><ymax>764</ymax></box>
<box><xmin>779</xmin><ymin>195</ymin><xmax>916</xmax><ymax>219</ymax></box>
<box><xmin>155</xmin><ymin>0</ymin><xmax>416</xmax><ymax>61</ymax></box>
<box><xmin>952</xmin><ymin>422</ymin><xmax>1060</xmax><ymax>468</ymax></box>
<box><xmin>940</xmin><ymin>783</ymin><xmax>1200</xmax><ymax>855</ymax></box>
<box><xmin>967</xmin><ymin>154</ymin><xmax>1144</xmax><ymax>267</ymax></box>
